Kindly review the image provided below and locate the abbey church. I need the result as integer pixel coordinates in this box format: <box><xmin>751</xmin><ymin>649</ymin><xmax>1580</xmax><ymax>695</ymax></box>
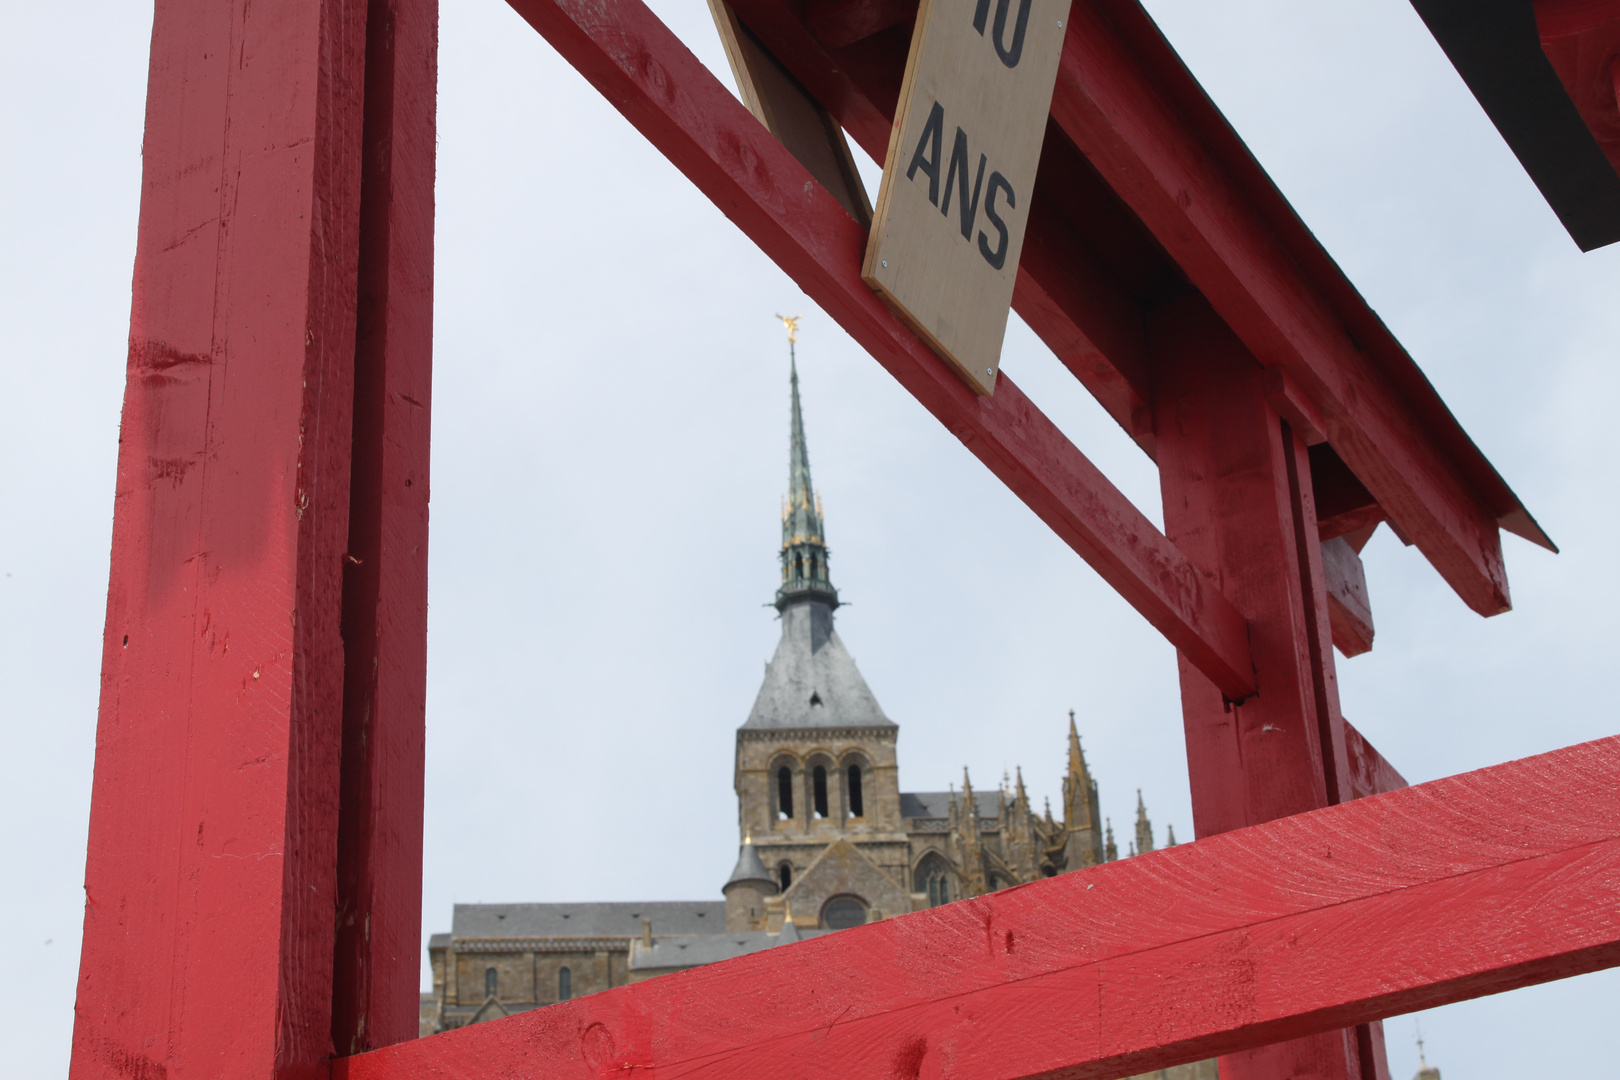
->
<box><xmin>424</xmin><ymin>359</ymin><xmax>1198</xmax><ymax>1080</ymax></box>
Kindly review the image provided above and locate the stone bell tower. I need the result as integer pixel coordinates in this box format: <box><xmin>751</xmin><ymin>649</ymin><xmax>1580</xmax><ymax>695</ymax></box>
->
<box><xmin>731</xmin><ymin>345</ymin><xmax>912</xmax><ymax>926</ymax></box>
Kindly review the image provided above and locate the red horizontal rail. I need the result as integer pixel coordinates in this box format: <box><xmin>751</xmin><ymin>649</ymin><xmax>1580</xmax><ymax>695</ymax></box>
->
<box><xmin>337</xmin><ymin>735</ymin><xmax>1620</xmax><ymax>1079</ymax></box>
<box><xmin>503</xmin><ymin>0</ymin><xmax>1256</xmax><ymax>698</ymax></box>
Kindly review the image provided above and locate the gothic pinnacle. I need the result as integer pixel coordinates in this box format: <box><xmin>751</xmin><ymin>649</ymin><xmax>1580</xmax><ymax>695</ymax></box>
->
<box><xmin>1135</xmin><ymin>789</ymin><xmax>1155</xmax><ymax>855</ymax></box>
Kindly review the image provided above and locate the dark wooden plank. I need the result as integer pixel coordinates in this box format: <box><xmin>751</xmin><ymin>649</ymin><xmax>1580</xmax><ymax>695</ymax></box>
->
<box><xmin>1322</xmin><ymin>537</ymin><xmax>1374</xmax><ymax>658</ymax></box>
<box><xmin>332</xmin><ymin>0</ymin><xmax>439</xmax><ymax>1056</ymax></box>
<box><xmin>502</xmin><ymin>0</ymin><xmax>1256</xmax><ymax>698</ymax></box>
<box><xmin>69</xmin><ymin>1</ymin><xmax>369</xmax><ymax>1076</ymax></box>
<box><xmin>335</xmin><ymin>735</ymin><xmax>1620</xmax><ymax>1080</ymax></box>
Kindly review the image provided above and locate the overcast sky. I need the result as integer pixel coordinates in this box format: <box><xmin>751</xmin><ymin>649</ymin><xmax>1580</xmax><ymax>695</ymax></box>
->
<box><xmin>3</xmin><ymin>1</ymin><xmax>1616</xmax><ymax>1077</ymax></box>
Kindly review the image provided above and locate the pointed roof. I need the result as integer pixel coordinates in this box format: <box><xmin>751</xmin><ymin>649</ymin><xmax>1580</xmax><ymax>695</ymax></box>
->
<box><xmin>1063</xmin><ymin>710</ymin><xmax>1097</xmax><ymax>832</ymax></box>
<box><xmin>725</xmin><ymin>840</ymin><xmax>776</xmax><ymax>890</ymax></box>
<box><xmin>742</xmin><ymin>601</ymin><xmax>893</xmax><ymax>730</ymax></box>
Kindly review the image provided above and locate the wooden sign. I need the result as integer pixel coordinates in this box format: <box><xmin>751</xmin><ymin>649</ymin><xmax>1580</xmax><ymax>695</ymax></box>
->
<box><xmin>862</xmin><ymin>0</ymin><xmax>1072</xmax><ymax>395</ymax></box>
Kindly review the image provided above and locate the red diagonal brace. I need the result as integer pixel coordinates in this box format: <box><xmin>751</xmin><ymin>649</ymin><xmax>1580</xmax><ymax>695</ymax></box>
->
<box><xmin>338</xmin><ymin>735</ymin><xmax>1620</xmax><ymax>1079</ymax></box>
<box><xmin>503</xmin><ymin>0</ymin><xmax>1256</xmax><ymax>700</ymax></box>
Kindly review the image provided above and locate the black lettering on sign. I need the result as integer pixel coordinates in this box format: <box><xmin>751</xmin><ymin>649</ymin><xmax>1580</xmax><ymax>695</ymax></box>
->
<box><xmin>978</xmin><ymin>171</ymin><xmax>1014</xmax><ymax>269</ymax></box>
<box><xmin>906</xmin><ymin>102</ymin><xmax>946</xmax><ymax>205</ymax></box>
<box><xmin>971</xmin><ymin>0</ymin><xmax>1033</xmax><ymax>68</ymax></box>
<box><xmin>942</xmin><ymin>127</ymin><xmax>988</xmax><ymax>239</ymax></box>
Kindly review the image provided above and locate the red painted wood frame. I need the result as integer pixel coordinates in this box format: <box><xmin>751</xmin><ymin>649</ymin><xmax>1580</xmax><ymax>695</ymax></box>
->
<box><xmin>66</xmin><ymin>3</ymin><xmax>1608</xmax><ymax>1080</ymax></box>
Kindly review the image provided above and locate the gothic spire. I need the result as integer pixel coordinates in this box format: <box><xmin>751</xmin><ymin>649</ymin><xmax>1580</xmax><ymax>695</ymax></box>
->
<box><xmin>1135</xmin><ymin>790</ymin><xmax>1155</xmax><ymax>855</ymax></box>
<box><xmin>954</xmin><ymin>768</ymin><xmax>988</xmax><ymax>898</ymax></box>
<box><xmin>1061</xmin><ymin>710</ymin><xmax>1104</xmax><ymax>868</ymax></box>
<box><xmin>776</xmin><ymin>323</ymin><xmax>839</xmax><ymax>612</ymax></box>
<box><xmin>1062</xmin><ymin>710</ymin><xmax>1097</xmax><ymax>834</ymax></box>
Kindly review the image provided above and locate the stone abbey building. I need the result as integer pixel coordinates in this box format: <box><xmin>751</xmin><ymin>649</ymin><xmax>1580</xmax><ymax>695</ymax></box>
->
<box><xmin>424</xmin><ymin>360</ymin><xmax>1205</xmax><ymax>1078</ymax></box>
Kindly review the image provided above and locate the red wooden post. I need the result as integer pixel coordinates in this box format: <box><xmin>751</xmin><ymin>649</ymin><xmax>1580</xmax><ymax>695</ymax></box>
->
<box><xmin>69</xmin><ymin>0</ymin><xmax>435</xmax><ymax>1075</ymax></box>
<box><xmin>1151</xmin><ymin>297</ymin><xmax>1383</xmax><ymax>1080</ymax></box>
<box><xmin>332</xmin><ymin>0</ymin><xmax>438</xmax><ymax>1057</ymax></box>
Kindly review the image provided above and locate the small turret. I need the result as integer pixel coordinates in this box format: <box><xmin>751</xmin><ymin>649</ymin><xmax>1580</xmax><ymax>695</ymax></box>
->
<box><xmin>723</xmin><ymin>837</ymin><xmax>779</xmax><ymax>931</ymax></box>
<box><xmin>1104</xmin><ymin>818</ymin><xmax>1118</xmax><ymax>862</ymax></box>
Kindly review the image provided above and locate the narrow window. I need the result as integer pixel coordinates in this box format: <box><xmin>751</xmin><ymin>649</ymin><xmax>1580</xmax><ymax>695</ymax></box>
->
<box><xmin>779</xmin><ymin>862</ymin><xmax>793</xmax><ymax>889</ymax></box>
<box><xmin>847</xmin><ymin>765</ymin><xmax>864</xmax><ymax>818</ymax></box>
<box><xmin>484</xmin><ymin>967</ymin><xmax>497</xmax><ymax>999</ymax></box>
<box><xmin>812</xmin><ymin>765</ymin><xmax>829</xmax><ymax>818</ymax></box>
<box><xmin>777</xmin><ymin>766</ymin><xmax>794</xmax><ymax>819</ymax></box>
<box><xmin>919</xmin><ymin>858</ymin><xmax>950</xmax><ymax>908</ymax></box>
<box><xmin>558</xmin><ymin>967</ymin><xmax>572</xmax><ymax>1001</ymax></box>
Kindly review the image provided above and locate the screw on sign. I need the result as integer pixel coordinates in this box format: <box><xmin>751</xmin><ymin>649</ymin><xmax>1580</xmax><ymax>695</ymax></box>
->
<box><xmin>863</xmin><ymin>0</ymin><xmax>1072</xmax><ymax>395</ymax></box>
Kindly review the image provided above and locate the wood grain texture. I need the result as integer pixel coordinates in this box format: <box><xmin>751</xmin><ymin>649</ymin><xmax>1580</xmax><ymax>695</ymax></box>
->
<box><xmin>863</xmin><ymin>0</ymin><xmax>1073</xmax><ymax>393</ymax></box>
<box><xmin>1054</xmin><ymin>0</ymin><xmax>1529</xmax><ymax>616</ymax></box>
<box><xmin>504</xmin><ymin>0</ymin><xmax>1256</xmax><ymax>698</ymax></box>
<box><xmin>1150</xmin><ymin>298</ymin><xmax>1369</xmax><ymax>1078</ymax></box>
<box><xmin>336</xmin><ymin>735</ymin><xmax>1620</xmax><ymax>1080</ymax></box>
<box><xmin>332</xmin><ymin>0</ymin><xmax>438</xmax><ymax>1056</ymax></box>
<box><xmin>69</xmin><ymin>1</ymin><xmax>369</xmax><ymax>1077</ymax></box>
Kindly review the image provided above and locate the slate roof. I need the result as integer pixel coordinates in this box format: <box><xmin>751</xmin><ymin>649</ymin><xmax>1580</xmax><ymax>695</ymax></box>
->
<box><xmin>628</xmin><ymin>921</ymin><xmax>829</xmax><ymax>970</ymax></box>
<box><xmin>900</xmin><ymin>791</ymin><xmax>1003</xmax><ymax>819</ymax></box>
<box><xmin>741</xmin><ymin>601</ymin><xmax>893</xmax><ymax>730</ymax></box>
<box><xmin>725</xmin><ymin>842</ymin><xmax>775</xmax><ymax>887</ymax></box>
<box><xmin>451</xmin><ymin>901</ymin><xmax>725</xmax><ymax>939</ymax></box>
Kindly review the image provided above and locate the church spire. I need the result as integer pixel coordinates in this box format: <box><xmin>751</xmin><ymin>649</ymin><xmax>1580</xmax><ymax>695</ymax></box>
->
<box><xmin>775</xmin><ymin>317</ymin><xmax>838</xmax><ymax>612</ymax></box>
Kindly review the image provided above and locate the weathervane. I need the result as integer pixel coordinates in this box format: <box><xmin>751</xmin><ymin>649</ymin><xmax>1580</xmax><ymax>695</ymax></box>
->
<box><xmin>776</xmin><ymin>313</ymin><xmax>801</xmax><ymax>365</ymax></box>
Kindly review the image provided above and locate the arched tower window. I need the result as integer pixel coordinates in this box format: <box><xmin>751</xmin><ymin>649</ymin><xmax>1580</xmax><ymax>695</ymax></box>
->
<box><xmin>847</xmin><ymin>764</ymin><xmax>864</xmax><ymax>818</ymax></box>
<box><xmin>812</xmin><ymin>765</ymin><xmax>829</xmax><ymax>818</ymax></box>
<box><xmin>776</xmin><ymin>765</ymin><xmax>794</xmax><ymax>819</ymax></box>
<box><xmin>778</xmin><ymin>862</ymin><xmax>792</xmax><ymax>889</ymax></box>
<box><xmin>917</xmin><ymin>855</ymin><xmax>951</xmax><ymax>908</ymax></box>
<box><xmin>484</xmin><ymin>967</ymin><xmax>497</xmax><ymax>999</ymax></box>
<box><xmin>558</xmin><ymin>967</ymin><xmax>572</xmax><ymax>1001</ymax></box>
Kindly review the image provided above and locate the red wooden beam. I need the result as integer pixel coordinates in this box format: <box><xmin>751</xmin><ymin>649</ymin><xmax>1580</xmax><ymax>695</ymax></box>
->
<box><xmin>337</xmin><ymin>735</ymin><xmax>1620</xmax><ymax>1080</ymax></box>
<box><xmin>69</xmin><ymin>1</ymin><xmax>371</xmax><ymax>1077</ymax></box>
<box><xmin>1055</xmin><ymin>0</ymin><xmax>1550</xmax><ymax>617</ymax></box>
<box><xmin>726</xmin><ymin>0</ymin><xmax>1550</xmax><ymax>617</ymax></box>
<box><xmin>332</xmin><ymin>0</ymin><xmax>438</xmax><ymax>1056</ymax></box>
<box><xmin>502</xmin><ymin>0</ymin><xmax>1256</xmax><ymax>699</ymax></box>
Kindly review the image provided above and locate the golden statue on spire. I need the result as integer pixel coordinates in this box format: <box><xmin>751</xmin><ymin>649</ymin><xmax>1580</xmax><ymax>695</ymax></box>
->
<box><xmin>776</xmin><ymin>313</ymin><xmax>801</xmax><ymax>345</ymax></box>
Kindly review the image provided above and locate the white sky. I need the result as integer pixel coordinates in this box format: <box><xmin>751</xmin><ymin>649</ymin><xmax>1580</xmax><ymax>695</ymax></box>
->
<box><xmin>2</xmin><ymin>1</ymin><xmax>1616</xmax><ymax>1077</ymax></box>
